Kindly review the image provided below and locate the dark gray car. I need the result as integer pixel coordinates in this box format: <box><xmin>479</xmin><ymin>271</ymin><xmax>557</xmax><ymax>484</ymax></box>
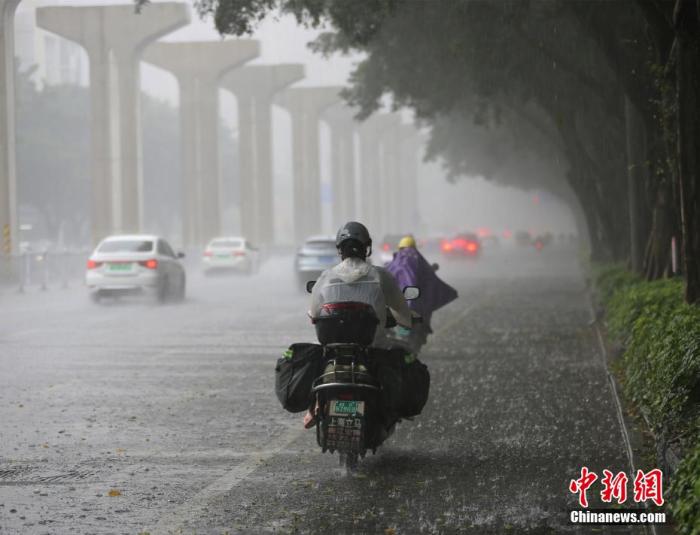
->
<box><xmin>295</xmin><ymin>235</ymin><xmax>339</xmax><ymax>287</ymax></box>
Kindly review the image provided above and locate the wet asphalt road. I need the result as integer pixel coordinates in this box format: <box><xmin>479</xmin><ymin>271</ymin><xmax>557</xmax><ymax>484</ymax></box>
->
<box><xmin>0</xmin><ymin>247</ymin><xmax>642</xmax><ymax>534</ymax></box>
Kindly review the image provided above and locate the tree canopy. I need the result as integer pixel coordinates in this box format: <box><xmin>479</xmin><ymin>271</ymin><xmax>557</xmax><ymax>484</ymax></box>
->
<box><xmin>197</xmin><ymin>0</ymin><xmax>700</xmax><ymax>303</ymax></box>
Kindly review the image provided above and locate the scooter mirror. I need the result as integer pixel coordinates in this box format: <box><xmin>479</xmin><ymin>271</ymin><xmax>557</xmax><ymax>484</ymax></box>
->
<box><xmin>403</xmin><ymin>286</ymin><xmax>420</xmax><ymax>300</ymax></box>
<box><xmin>306</xmin><ymin>280</ymin><xmax>316</xmax><ymax>294</ymax></box>
<box><xmin>431</xmin><ymin>263</ymin><xmax>440</xmax><ymax>271</ymax></box>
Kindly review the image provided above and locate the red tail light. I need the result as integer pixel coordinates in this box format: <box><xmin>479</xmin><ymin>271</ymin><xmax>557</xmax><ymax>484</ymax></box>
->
<box><xmin>466</xmin><ymin>241</ymin><xmax>478</xmax><ymax>253</ymax></box>
<box><xmin>321</xmin><ymin>302</ymin><xmax>370</xmax><ymax>312</ymax></box>
<box><xmin>441</xmin><ymin>241</ymin><xmax>453</xmax><ymax>252</ymax></box>
<box><xmin>87</xmin><ymin>259</ymin><xmax>102</xmax><ymax>269</ymax></box>
<box><xmin>139</xmin><ymin>259</ymin><xmax>158</xmax><ymax>269</ymax></box>
<box><xmin>232</xmin><ymin>251</ymin><xmax>245</xmax><ymax>256</ymax></box>
<box><xmin>337</xmin><ymin>393</ymin><xmax>354</xmax><ymax>400</ymax></box>
<box><xmin>203</xmin><ymin>250</ymin><xmax>213</xmax><ymax>257</ymax></box>
<box><xmin>382</xmin><ymin>243</ymin><xmax>390</xmax><ymax>251</ymax></box>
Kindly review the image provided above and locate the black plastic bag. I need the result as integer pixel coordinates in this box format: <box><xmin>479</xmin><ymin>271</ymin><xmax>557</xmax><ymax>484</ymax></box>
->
<box><xmin>373</xmin><ymin>348</ymin><xmax>430</xmax><ymax>419</ymax></box>
<box><xmin>275</xmin><ymin>343</ymin><xmax>323</xmax><ymax>413</ymax></box>
<box><xmin>399</xmin><ymin>358</ymin><xmax>430</xmax><ymax>417</ymax></box>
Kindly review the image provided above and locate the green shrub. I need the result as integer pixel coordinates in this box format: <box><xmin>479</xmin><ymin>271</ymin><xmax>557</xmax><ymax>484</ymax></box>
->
<box><xmin>607</xmin><ymin>278</ymin><xmax>684</xmax><ymax>341</ymax></box>
<box><xmin>670</xmin><ymin>440</ymin><xmax>700</xmax><ymax>535</ymax></box>
<box><xmin>593</xmin><ymin>263</ymin><xmax>641</xmax><ymax>305</ymax></box>
<box><xmin>594</xmin><ymin>266</ymin><xmax>700</xmax><ymax>533</ymax></box>
<box><xmin>623</xmin><ymin>301</ymin><xmax>700</xmax><ymax>432</ymax></box>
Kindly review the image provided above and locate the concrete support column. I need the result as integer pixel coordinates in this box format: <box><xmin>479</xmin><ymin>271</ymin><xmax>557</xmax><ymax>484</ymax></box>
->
<box><xmin>357</xmin><ymin>113</ymin><xmax>400</xmax><ymax>237</ymax></box>
<box><xmin>143</xmin><ymin>40</ymin><xmax>259</xmax><ymax>247</ymax></box>
<box><xmin>0</xmin><ymin>0</ymin><xmax>20</xmax><ymax>259</ymax></box>
<box><xmin>275</xmin><ymin>87</ymin><xmax>341</xmax><ymax>243</ymax></box>
<box><xmin>324</xmin><ymin>103</ymin><xmax>357</xmax><ymax>227</ymax></box>
<box><xmin>221</xmin><ymin>64</ymin><xmax>304</xmax><ymax>244</ymax></box>
<box><xmin>378</xmin><ymin>118</ymin><xmax>403</xmax><ymax>234</ymax></box>
<box><xmin>37</xmin><ymin>3</ymin><xmax>189</xmax><ymax>243</ymax></box>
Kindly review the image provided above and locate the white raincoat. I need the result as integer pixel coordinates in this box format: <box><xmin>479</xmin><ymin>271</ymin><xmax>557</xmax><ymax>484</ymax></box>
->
<box><xmin>310</xmin><ymin>257</ymin><xmax>412</xmax><ymax>343</ymax></box>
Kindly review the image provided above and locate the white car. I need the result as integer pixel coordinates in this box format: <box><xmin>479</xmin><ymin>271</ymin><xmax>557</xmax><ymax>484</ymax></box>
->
<box><xmin>202</xmin><ymin>237</ymin><xmax>259</xmax><ymax>275</ymax></box>
<box><xmin>86</xmin><ymin>234</ymin><xmax>186</xmax><ymax>303</ymax></box>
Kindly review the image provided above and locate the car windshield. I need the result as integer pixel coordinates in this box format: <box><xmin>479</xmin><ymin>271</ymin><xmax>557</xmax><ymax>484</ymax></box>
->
<box><xmin>210</xmin><ymin>239</ymin><xmax>243</xmax><ymax>248</ymax></box>
<box><xmin>98</xmin><ymin>240</ymin><xmax>153</xmax><ymax>253</ymax></box>
<box><xmin>304</xmin><ymin>240</ymin><xmax>335</xmax><ymax>251</ymax></box>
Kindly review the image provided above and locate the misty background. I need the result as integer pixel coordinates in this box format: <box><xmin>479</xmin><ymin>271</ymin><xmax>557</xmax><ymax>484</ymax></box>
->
<box><xmin>12</xmin><ymin>0</ymin><xmax>577</xmax><ymax>250</ymax></box>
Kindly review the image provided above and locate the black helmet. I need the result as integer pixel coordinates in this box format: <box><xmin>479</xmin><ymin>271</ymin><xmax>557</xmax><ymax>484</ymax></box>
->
<box><xmin>336</xmin><ymin>221</ymin><xmax>372</xmax><ymax>248</ymax></box>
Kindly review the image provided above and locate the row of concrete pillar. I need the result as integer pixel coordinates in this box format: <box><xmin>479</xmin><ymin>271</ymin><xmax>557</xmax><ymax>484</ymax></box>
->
<box><xmin>1</xmin><ymin>1</ymin><xmax>423</xmax><ymax>252</ymax></box>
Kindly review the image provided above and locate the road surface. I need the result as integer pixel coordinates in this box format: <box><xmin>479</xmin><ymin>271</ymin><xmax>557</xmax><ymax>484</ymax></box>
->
<box><xmin>0</xmin><ymin>246</ymin><xmax>640</xmax><ymax>534</ymax></box>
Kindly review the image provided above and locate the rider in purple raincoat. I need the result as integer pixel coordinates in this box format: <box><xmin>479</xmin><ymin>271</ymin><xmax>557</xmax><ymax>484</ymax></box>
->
<box><xmin>385</xmin><ymin>235</ymin><xmax>458</xmax><ymax>351</ymax></box>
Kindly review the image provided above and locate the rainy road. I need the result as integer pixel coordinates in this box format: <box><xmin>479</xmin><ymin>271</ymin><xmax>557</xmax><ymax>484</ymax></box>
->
<box><xmin>0</xmin><ymin>247</ymin><xmax>638</xmax><ymax>534</ymax></box>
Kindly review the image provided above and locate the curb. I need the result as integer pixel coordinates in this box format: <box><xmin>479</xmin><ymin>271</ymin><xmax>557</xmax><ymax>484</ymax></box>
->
<box><xmin>588</xmin><ymin>293</ymin><xmax>676</xmax><ymax>535</ymax></box>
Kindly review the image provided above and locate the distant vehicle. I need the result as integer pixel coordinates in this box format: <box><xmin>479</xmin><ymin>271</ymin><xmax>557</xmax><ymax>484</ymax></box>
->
<box><xmin>480</xmin><ymin>235</ymin><xmax>501</xmax><ymax>248</ymax></box>
<box><xmin>532</xmin><ymin>233</ymin><xmax>553</xmax><ymax>251</ymax></box>
<box><xmin>295</xmin><ymin>236</ymin><xmax>339</xmax><ymax>287</ymax></box>
<box><xmin>417</xmin><ymin>236</ymin><xmax>445</xmax><ymax>256</ymax></box>
<box><xmin>377</xmin><ymin>234</ymin><xmax>405</xmax><ymax>265</ymax></box>
<box><xmin>441</xmin><ymin>232</ymin><xmax>481</xmax><ymax>258</ymax></box>
<box><xmin>202</xmin><ymin>237</ymin><xmax>259</xmax><ymax>275</ymax></box>
<box><xmin>86</xmin><ymin>234</ymin><xmax>185</xmax><ymax>303</ymax></box>
<box><xmin>515</xmin><ymin>231</ymin><xmax>532</xmax><ymax>246</ymax></box>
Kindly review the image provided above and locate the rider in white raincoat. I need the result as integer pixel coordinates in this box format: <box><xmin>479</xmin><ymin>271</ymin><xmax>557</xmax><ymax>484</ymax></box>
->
<box><xmin>309</xmin><ymin>221</ymin><xmax>412</xmax><ymax>346</ymax></box>
<box><xmin>303</xmin><ymin>221</ymin><xmax>414</xmax><ymax>428</ymax></box>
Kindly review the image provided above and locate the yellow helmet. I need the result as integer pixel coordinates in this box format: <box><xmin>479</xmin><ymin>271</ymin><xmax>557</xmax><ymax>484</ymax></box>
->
<box><xmin>398</xmin><ymin>235</ymin><xmax>417</xmax><ymax>249</ymax></box>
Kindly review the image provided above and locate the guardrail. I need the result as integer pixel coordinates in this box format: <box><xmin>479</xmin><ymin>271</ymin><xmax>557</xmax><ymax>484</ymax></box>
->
<box><xmin>0</xmin><ymin>250</ymin><xmax>89</xmax><ymax>292</ymax></box>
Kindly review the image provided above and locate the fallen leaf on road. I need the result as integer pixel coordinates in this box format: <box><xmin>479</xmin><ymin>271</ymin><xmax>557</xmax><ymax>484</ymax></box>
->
<box><xmin>385</xmin><ymin>529</ymin><xmax>396</xmax><ymax>535</ymax></box>
<box><xmin>108</xmin><ymin>489</ymin><xmax>121</xmax><ymax>497</ymax></box>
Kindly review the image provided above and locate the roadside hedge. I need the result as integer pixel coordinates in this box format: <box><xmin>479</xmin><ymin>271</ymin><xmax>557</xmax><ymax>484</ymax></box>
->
<box><xmin>594</xmin><ymin>266</ymin><xmax>700</xmax><ymax>535</ymax></box>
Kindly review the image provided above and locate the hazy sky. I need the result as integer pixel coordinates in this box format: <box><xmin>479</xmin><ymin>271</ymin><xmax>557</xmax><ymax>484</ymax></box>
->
<box><xmin>14</xmin><ymin>0</ymin><xmax>578</xmax><ymax>243</ymax></box>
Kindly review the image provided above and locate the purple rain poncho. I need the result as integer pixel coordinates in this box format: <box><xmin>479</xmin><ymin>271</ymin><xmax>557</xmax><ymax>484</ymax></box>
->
<box><xmin>385</xmin><ymin>247</ymin><xmax>458</xmax><ymax>327</ymax></box>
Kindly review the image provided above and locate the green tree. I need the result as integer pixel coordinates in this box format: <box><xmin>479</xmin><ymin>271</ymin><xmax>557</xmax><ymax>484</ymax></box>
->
<box><xmin>195</xmin><ymin>0</ymin><xmax>700</xmax><ymax>302</ymax></box>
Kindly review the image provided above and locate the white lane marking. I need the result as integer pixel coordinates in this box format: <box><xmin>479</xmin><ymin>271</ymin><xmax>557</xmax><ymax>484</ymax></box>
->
<box><xmin>150</xmin><ymin>425</ymin><xmax>305</xmax><ymax>535</ymax></box>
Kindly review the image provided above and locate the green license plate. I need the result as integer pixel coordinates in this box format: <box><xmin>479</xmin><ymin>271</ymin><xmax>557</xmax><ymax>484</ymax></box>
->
<box><xmin>216</xmin><ymin>254</ymin><xmax>229</xmax><ymax>258</ymax></box>
<box><xmin>108</xmin><ymin>263</ymin><xmax>133</xmax><ymax>272</ymax></box>
<box><xmin>330</xmin><ymin>400</ymin><xmax>364</xmax><ymax>416</ymax></box>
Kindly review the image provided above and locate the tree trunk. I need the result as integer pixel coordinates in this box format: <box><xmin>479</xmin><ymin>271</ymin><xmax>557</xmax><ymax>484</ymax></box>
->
<box><xmin>625</xmin><ymin>97</ymin><xmax>646</xmax><ymax>273</ymax></box>
<box><xmin>566</xmin><ymin>168</ymin><xmax>612</xmax><ymax>262</ymax></box>
<box><xmin>643</xmin><ymin>180</ymin><xmax>673</xmax><ymax>279</ymax></box>
<box><xmin>674</xmin><ymin>0</ymin><xmax>700</xmax><ymax>303</ymax></box>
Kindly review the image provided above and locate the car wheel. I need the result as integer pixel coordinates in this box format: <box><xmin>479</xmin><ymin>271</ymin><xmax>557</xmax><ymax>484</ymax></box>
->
<box><xmin>156</xmin><ymin>279</ymin><xmax>168</xmax><ymax>304</ymax></box>
<box><xmin>176</xmin><ymin>274</ymin><xmax>186</xmax><ymax>302</ymax></box>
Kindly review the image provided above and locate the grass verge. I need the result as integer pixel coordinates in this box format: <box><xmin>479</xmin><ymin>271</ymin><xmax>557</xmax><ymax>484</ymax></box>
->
<box><xmin>593</xmin><ymin>264</ymin><xmax>700</xmax><ymax>535</ymax></box>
